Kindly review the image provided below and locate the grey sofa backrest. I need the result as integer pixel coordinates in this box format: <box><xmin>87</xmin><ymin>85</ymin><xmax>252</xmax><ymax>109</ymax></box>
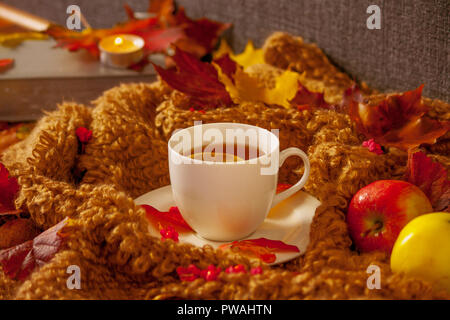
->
<box><xmin>3</xmin><ymin>0</ymin><xmax>449</xmax><ymax>101</ymax></box>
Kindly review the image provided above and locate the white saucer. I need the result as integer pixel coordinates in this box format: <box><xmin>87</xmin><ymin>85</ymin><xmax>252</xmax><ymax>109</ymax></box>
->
<box><xmin>134</xmin><ymin>185</ymin><xmax>321</xmax><ymax>265</ymax></box>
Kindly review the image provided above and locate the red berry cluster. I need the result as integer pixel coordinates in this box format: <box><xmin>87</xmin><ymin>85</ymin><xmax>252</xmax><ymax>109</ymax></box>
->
<box><xmin>160</xmin><ymin>225</ymin><xmax>179</xmax><ymax>242</ymax></box>
<box><xmin>75</xmin><ymin>127</ymin><xmax>93</xmax><ymax>154</ymax></box>
<box><xmin>177</xmin><ymin>264</ymin><xmax>221</xmax><ymax>282</ymax></box>
<box><xmin>362</xmin><ymin>138</ymin><xmax>383</xmax><ymax>155</ymax></box>
<box><xmin>189</xmin><ymin>107</ymin><xmax>206</xmax><ymax>114</ymax></box>
<box><xmin>201</xmin><ymin>265</ymin><xmax>222</xmax><ymax>281</ymax></box>
<box><xmin>75</xmin><ymin>127</ymin><xmax>92</xmax><ymax>144</ymax></box>
<box><xmin>250</xmin><ymin>266</ymin><xmax>263</xmax><ymax>275</ymax></box>
<box><xmin>177</xmin><ymin>263</ymin><xmax>264</xmax><ymax>282</ymax></box>
<box><xmin>225</xmin><ymin>264</ymin><xmax>246</xmax><ymax>274</ymax></box>
<box><xmin>225</xmin><ymin>264</ymin><xmax>263</xmax><ymax>275</ymax></box>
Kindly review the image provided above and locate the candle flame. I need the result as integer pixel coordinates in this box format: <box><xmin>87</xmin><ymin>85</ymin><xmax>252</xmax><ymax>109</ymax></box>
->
<box><xmin>114</xmin><ymin>36</ymin><xmax>123</xmax><ymax>46</ymax></box>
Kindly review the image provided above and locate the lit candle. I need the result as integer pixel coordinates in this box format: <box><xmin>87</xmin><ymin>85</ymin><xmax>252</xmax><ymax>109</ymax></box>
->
<box><xmin>98</xmin><ymin>34</ymin><xmax>145</xmax><ymax>68</ymax></box>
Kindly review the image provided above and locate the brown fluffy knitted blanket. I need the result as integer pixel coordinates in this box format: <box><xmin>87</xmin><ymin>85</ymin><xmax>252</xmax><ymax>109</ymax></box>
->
<box><xmin>1</xmin><ymin>32</ymin><xmax>449</xmax><ymax>299</ymax></box>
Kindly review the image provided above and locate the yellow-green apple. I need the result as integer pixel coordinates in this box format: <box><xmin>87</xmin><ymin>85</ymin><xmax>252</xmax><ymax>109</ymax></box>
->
<box><xmin>391</xmin><ymin>212</ymin><xmax>450</xmax><ymax>293</ymax></box>
<box><xmin>347</xmin><ymin>180</ymin><xmax>432</xmax><ymax>253</ymax></box>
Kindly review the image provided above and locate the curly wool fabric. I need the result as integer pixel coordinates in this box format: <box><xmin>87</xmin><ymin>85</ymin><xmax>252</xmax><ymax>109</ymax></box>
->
<box><xmin>1</xmin><ymin>33</ymin><xmax>449</xmax><ymax>300</ymax></box>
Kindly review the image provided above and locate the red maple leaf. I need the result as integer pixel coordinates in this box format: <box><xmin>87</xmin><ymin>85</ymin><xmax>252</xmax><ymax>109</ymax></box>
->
<box><xmin>276</xmin><ymin>183</ymin><xmax>292</xmax><ymax>194</ymax></box>
<box><xmin>213</xmin><ymin>54</ymin><xmax>237</xmax><ymax>83</ymax></box>
<box><xmin>141</xmin><ymin>204</ymin><xmax>193</xmax><ymax>232</ymax></box>
<box><xmin>0</xmin><ymin>218</ymin><xmax>68</xmax><ymax>280</ymax></box>
<box><xmin>174</xmin><ymin>7</ymin><xmax>231</xmax><ymax>54</ymax></box>
<box><xmin>0</xmin><ymin>122</ymin><xmax>8</xmax><ymax>131</ymax></box>
<box><xmin>0</xmin><ymin>163</ymin><xmax>19</xmax><ymax>214</ymax></box>
<box><xmin>138</xmin><ymin>27</ymin><xmax>184</xmax><ymax>52</ymax></box>
<box><xmin>346</xmin><ymin>85</ymin><xmax>449</xmax><ymax>150</ymax></box>
<box><xmin>290</xmin><ymin>83</ymin><xmax>331</xmax><ymax>110</ymax></box>
<box><xmin>403</xmin><ymin>151</ymin><xmax>450</xmax><ymax>212</ymax></box>
<box><xmin>219</xmin><ymin>237</ymin><xmax>299</xmax><ymax>263</ymax></box>
<box><xmin>0</xmin><ymin>58</ymin><xmax>14</xmax><ymax>72</ymax></box>
<box><xmin>153</xmin><ymin>47</ymin><xmax>233</xmax><ymax>107</ymax></box>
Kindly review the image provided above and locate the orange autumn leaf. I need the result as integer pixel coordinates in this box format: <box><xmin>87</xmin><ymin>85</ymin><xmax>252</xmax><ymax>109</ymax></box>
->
<box><xmin>45</xmin><ymin>17</ymin><xmax>183</xmax><ymax>58</ymax></box>
<box><xmin>0</xmin><ymin>218</ymin><xmax>39</xmax><ymax>250</ymax></box>
<box><xmin>45</xmin><ymin>24</ymin><xmax>100</xmax><ymax>56</ymax></box>
<box><xmin>148</xmin><ymin>0</ymin><xmax>175</xmax><ymax>25</ymax></box>
<box><xmin>0</xmin><ymin>123</ymin><xmax>35</xmax><ymax>155</ymax></box>
<box><xmin>0</xmin><ymin>126</ymin><xmax>20</xmax><ymax>155</ymax></box>
<box><xmin>125</xmin><ymin>0</ymin><xmax>175</xmax><ymax>24</ymax></box>
<box><xmin>403</xmin><ymin>151</ymin><xmax>450</xmax><ymax>212</ymax></box>
<box><xmin>346</xmin><ymin>85</ymin><xmax>449</xmax><ymax>150</ymax></box>
<box><xmin>0</xmin><ymin>218</ymin><xmax>68</xmax><ymax>280</ymax></box>
<box><xmin>154</xmin><ymin>47</ymin><xmax>233</xmax><ymax>107</ymax></box>
<box><xmin>141</xmin><ymin>204</ymin><xmax>193</xmax><ymax>232</ymax></box>
<box><xmin>219</xmin><ymin>238</ymin><xmax>299</xmax><ymax>263</ymax></box>
<box><xmin>124</xmin><ymin>3</ymin><xmax>136</xmax><ymax>20</ymax></box>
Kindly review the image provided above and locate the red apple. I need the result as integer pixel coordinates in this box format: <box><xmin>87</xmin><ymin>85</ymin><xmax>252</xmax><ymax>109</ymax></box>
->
<box><xmin>347</xmin><ymin>180</ymin><xmax>432</xmax><ymax>253</ymax></box>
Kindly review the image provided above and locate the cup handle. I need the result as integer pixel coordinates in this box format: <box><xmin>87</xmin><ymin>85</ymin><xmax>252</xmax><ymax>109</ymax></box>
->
<box><xmin>271</xmin><ymin>147</ymin><xmax>310</xmax><ymax>208</ymax></box>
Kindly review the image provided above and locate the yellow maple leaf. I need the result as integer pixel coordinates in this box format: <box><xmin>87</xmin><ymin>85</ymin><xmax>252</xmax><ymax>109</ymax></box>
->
<box><xmin>214</xmin><ymin>39</ymin><xmax>265</xmax><ymax>69</ymax></box>
<box><xmin>214</xmin><ymin>63</ymin><xmax>300</xmax><ymax>108</ymax></box>
<box><xmin>213</xmin><ymin>39</ymin><xmax>233</xmax><ymax>59</ymax></box>
<box><xmin>0</xmin><ymin>32</ymin><xmax>48</xmax><ymax>48</ymax></box>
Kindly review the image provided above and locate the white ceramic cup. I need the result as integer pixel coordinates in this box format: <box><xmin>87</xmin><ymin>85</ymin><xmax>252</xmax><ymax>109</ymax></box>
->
<box><xmin>168</xmin><ymin>122</ymin><xmax>310</xmax><ymax>241</ymax></box>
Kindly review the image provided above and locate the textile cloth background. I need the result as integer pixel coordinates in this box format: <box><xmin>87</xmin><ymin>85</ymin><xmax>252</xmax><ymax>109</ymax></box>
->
<box><xmin>3</xmin><ymin>0</ymin><xmax>449</xmax><ymax>101</ymax></box>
